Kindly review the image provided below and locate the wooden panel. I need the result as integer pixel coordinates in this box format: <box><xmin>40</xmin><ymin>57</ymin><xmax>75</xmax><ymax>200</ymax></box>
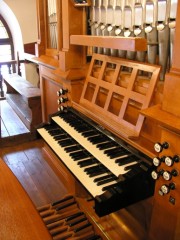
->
<box><xmin>40</xmin><ymin>76</ymin><xmax>62</xmax><ymax>122</ymax></box>
<box><xmin>78</xmin><ymin>53</ymin><xmax>160</xmax><ymax>138</ymax></box>
<box><xmin>149</xmin><ymin>129</ymin><xmax>180</xmax><ymax>240</ymax></box>
<box><xmin>70</xmin><ymin>35</ymin><xmax>147</xmax><ymax>51</ymax></box>
<box><xmin>162</xmin><ymin>73</ymin><xmax>180</xmax><ymax>117</ymax></box>
<box><xmin>141</xmin><ymin>104</ymin><xmax>180</xmax><ymax>135</ymax></box>
<box><xmin>24</xmin><ymin>42</ymin><xmax>36</xmax><ymax>55</ymax></box>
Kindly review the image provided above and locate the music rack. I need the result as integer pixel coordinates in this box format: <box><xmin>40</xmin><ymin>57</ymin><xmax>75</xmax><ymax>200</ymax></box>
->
<box><xmin>79</xmin><ymin>53</ymin><xmax>161</xmax><ymax>139</ymax></box>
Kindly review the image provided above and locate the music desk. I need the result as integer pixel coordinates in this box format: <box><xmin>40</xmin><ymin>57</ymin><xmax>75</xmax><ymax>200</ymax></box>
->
<box><xmin>0</xmin><ymin>158</ymin><xmax>52</xmax><ymax>240</ymax></box>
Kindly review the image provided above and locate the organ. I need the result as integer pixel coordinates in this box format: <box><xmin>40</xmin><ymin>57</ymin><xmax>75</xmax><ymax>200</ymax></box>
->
<box><xmin>34</xmin><ymin>0</ymin><xmax>180</xmax><ymax>239</ymax></box>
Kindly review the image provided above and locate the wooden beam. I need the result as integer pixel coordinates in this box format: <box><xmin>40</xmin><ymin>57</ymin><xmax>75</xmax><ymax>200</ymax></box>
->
<box><xmin>70</xmin><ymin>35</ymin><xmax>147</xmax><ymax>51</ymax></box>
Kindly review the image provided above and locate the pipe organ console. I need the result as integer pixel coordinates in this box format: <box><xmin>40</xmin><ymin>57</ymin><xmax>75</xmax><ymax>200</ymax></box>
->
<box><xmin>34</xmin><ymin>0</ymin><xmax>180</xmax><ymax>239</ymax></box>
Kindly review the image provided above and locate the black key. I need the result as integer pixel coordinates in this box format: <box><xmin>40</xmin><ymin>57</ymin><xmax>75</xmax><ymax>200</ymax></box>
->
<box><xmin>88</xmin><ymin>135</ymin><xmax>109</xmax><ymax>144</ymax></box>
<box><xmin>77</xmin><ymin>158</ymin><xmax>98</xmax><ymax>167</ymax></box>
<box><xmin>96</xmin><ymin>176</ymin><xmax>117</xmax><ymax>186</ymax></box>
<box><xmin>71</xmin><ymin>152</ymin><xmax>90</xmax><ymax>161</ymax></box>
<box><xmin>53</xmin><ymin>133</ymin><xmax>68</xmax><ymax>140</ymax></box>
<box><xmin>44</xmin><ymin>125</ymin><xmax>58</xmax><ymax>130</ymax></box>
<box><xmin>84</xmin><ymin>165</ymin><xmax>101</xmax><ymax>173</ymax></box>
<box><xmin>124</xmin><ymin>162</ymin><xmax>140</xmax><ymax>171</ymax></box>
<box><xmin>104</xmin><ymin>146</ymin><xmax>122</xmax><ymax>155</ymax></box>
<box><xmin>58</xmin><ymin>139</ymin><xmax>76</xmax><ymax>147</ymax></box>
<box><xmin>109</xmin><ymin>150</ymin><xmax>130</xmax><ymax>159</ymax></box>
<box><xmin>70</xmin><ymin>150</ymin><xmax>86</xmax><ymax>157</ymax></box>
<box><xmin>57</xmin><ymin>138</ymin><xmax>71</xmax><ymax>145</ymax></box>
<box><xmin>124</xmin><ymin>164</ymin><xmax>142</xmax><ymax>179</ymax></box>
<box><xmin>89</xmin><ymin>169</ymin><xmax>108</xmax><ymax>177</ymax></box>
<box><xmin>116</xmin><ymin>155</ymin><xmax>133</xmax><ymax>164</ymax></box>
<box><xmin>55</xmin><ymin>134</ymin><xmax>69</xmax><ymax>141</ymax></box>
<box><xmin>48</xmin><ymin>129</ymin><xmax>64</xmax><ymax>136</ymax></box>
<box><xmin>82</xmin><ymin>130</ymin><xmax>99</xmax><ymax>137</ymax></box>
<box><xmin>102</xmin><ymin>182</ymin><xmax>119</xmax><ymax>191</ymax></box>
<box><xmin>116</xmin><ymin>155</ymin><xmax>138</xmax><ymax>165</ymax></box>
<box><xmin>94</xmin><ymin>173</ymin><xmax>115</xmax><ymax>182</ymax></box>
<box><xmin>96</xmin><ymin>141</ymin><xmax>118</xmax><ymax>150</ymax></box>
<box><xmin>74</xmin><ymin>125</ymin><xmax>92</xmax><ymax>132</ymax></box>
<box><xmin>85</xmin><ymin>165</ymin><xmax>107</xmax><ymax>177</ymax></box>
<box><xmin>64</xmin><ymin>145</ymin><xmax>81</xmax><ymax>153</ymax></box>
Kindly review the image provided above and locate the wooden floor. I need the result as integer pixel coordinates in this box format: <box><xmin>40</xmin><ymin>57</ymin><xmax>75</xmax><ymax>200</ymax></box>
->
<box><xmin>0</xmin><ymin>139</ymin><xmax>68</xmax><ymax>208</ymax></box>
<box><xmin>1</xmin><ymin>99</ymin><xmax>29</xmax><ymax>137</ymax></box>
<box><xmin>0</xmin><ymin>100</ymin><xmax>68</xmax><ymax>208</ymax></box>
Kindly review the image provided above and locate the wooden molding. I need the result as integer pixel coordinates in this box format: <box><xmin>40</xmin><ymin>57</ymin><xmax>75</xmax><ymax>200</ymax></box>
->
<box><xmin>70</xmin><ymin>35</ymin><xmax>147</xmax><ymax>51</ymax></box>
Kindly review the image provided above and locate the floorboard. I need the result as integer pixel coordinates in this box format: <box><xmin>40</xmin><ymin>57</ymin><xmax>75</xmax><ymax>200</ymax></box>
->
<box><xmin>1</xmin><ymin>99</ymin><xmax>29</xmax><ymax>137</ymax></box>
<box><xmin>0</xmin><ymin>100</ymin><xmax>68</xmax><ymax>208</ymax></box>
<box><xmin>0</xmin><ymin>139</ymin><xmax>68</xmax><ymax>207</ymax></box>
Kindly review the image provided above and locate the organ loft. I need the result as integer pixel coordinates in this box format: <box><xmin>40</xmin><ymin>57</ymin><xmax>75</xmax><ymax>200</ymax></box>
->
<box><xmin>1</xmin><ymin>0</ymin><xmax>180</xmax><ymax>239</ymax></box>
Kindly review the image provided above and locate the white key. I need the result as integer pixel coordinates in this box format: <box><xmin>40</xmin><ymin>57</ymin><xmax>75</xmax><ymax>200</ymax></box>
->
<box><xmin>52</xmin><ymin>116</ymin><xmax>136</xmax><ymax>176</ymax></box>
<box><xmin>37</xmin><ymin>128</ymin><xmax>118</xmax><ymax>197</ymax></box>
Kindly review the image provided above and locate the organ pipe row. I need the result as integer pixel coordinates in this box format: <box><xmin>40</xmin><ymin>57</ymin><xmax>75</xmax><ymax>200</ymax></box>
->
<box><xmin>46</xmin><ymin>0</ymin><xmax>177</xmax><ymax>80</ymax></box>
<box><xmin>89</xmin><ymin>0</ymin><xmax>177</xmax><ymax>80</ymax></box>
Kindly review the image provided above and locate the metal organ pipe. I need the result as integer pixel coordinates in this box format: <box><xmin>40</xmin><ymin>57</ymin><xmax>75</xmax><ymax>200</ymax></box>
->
<box><xmin>169</xmin><ymin>0</ymin><xmax>177</xmax><ymax>68</ymax></box>
<box><xmin>47</xmin><ymin>0</ymin><xmax>57</xmax><ymax>49</ymax></box>
<box><xmin>95</xmin><ymin>0</ymin><xmax>104</xmax><ymax>54</ymax></box>
<box><xmin>88</xmin><ymin>0</ymin><xmax>178</xmax><ymax>81</ymax></box>
<box><xmin>116</xmin><ymin>1</ymin><xmax>127</xmax><ymax>58</ymax></box>
<box><xmin>157</xmin><ymin>0</ymin><xmax>170</xmax><ymax>80</ymax></box>
<box><xmin>123</xmin><ymin>1</ymin><xmax>136</xmax><ymax>60</ymax></box>
<box><xmin>145</xmin><ymin>0</ymin><xmax>158</xmax><ymax>66</ymax></box>
<box><xmin>134</xmin><ymin>2</ymin><xmax>147</xmax><ymax>62</ymax></box>
<box><xmin>108</xmin><ymin>1</ymin><xmax>118</xmax><ymax>57</ymax></box>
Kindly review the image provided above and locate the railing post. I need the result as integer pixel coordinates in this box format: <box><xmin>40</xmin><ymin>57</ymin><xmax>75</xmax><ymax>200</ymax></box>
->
<box><xmin>0</xmin><ymin>64</ymin><xmax>5</xmax><ymax>98</ymax></box>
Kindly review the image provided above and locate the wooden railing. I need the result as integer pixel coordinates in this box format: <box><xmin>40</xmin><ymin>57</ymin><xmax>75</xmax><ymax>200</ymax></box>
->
<box><xmin>0</xmin><ymin>58</ymin><xmax>24</xmax><ymax>98</ymax></box>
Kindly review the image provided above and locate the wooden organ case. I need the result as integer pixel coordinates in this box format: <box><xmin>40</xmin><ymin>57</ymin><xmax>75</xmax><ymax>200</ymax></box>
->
<box><xmin>35</xmin><ymin>0</ymin><xmax>180</xmax><ymax>239</ymax></box>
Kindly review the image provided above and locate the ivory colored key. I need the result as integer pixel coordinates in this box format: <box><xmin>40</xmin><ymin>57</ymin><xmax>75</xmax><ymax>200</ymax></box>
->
<box><xmin>37</xmin><ymin>127</ymin><xmax>122</xmax><ymax>198</ymax></box>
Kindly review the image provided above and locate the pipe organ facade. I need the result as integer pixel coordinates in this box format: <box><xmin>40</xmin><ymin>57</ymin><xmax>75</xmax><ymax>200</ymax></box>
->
<box><xmin>89</xmin><ymin>0</ymin><xmax>177</xmax><ymax>80</ymax></box>
<box><xmin>33</xmin><ymin>0</ymin><xmax>180</xmax><ymax>239</ymax></box>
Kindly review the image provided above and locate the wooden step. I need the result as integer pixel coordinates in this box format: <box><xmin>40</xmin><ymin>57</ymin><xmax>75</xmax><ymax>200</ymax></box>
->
<box><xmin>6</xmin><ymin>93</ymin><xmax>32</xmax><ymax>129</ymax></box>
<box><xmin>3</xmin><ymin>74</ymin><xmax>42</xmax><ymax>131</ymax></box>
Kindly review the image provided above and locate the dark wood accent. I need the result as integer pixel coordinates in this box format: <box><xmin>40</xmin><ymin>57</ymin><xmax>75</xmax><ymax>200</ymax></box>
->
<box><xmin>24</xmin><ymin>42</ymin><xmax>36</xmax><ymax>55</ymax></box>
